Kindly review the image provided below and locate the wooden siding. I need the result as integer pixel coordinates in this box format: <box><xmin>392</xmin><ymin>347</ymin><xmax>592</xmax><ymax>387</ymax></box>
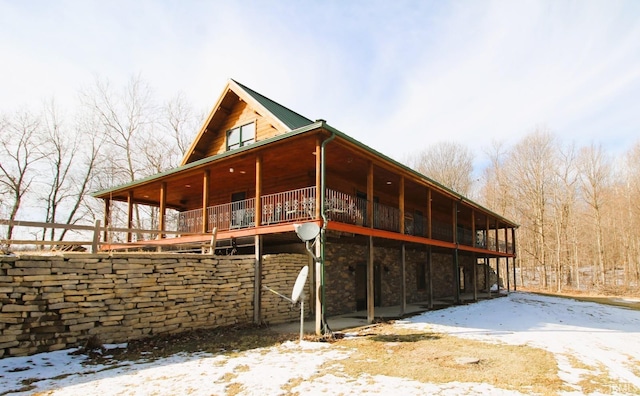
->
<box><xmin>202</xmin><ymin>99</ymin><xmax>286</xmax><ymax>158</ymax></box>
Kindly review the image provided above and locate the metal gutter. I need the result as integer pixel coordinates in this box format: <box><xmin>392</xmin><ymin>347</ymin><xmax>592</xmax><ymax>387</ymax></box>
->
<box><xmin>319</xmin><ymin>125</ymin><xmax>336</xmax><ymax>335</ymax></box>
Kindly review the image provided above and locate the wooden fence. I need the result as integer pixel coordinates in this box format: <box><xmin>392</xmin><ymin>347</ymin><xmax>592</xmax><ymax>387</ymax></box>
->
<box><xmin>0</xmin><ymin>219</ymin><xmax>215</xmax><ymax>253</ymax></box>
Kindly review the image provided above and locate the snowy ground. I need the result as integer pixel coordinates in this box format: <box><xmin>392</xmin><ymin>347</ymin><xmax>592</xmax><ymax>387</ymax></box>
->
<box><xmin>1</xmin><ymin>292</ymin><xmax>639</xmax><ymax>395</ymax></box>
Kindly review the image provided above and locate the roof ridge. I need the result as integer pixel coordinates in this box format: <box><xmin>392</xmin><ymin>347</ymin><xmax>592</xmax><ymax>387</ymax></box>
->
<box><xmin>230</xmin><ymin>79</ymin><xmax>314</xmax><ymax>130</ymax></box>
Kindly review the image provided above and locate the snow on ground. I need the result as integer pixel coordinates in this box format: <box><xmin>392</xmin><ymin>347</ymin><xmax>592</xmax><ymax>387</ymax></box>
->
<box><xmin>401</xmin><ymin>292</ymin><xmax>640</xmax><ymax>393</ymax></box>
<box><xmin>1</xmin><ymin>292</ymin><xmax>639</xmax><ymax>395</ymax></box>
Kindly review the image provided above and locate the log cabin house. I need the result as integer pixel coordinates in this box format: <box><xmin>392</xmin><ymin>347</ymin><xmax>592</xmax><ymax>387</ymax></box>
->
<box><xmin>93</xmin><ymin>79</ymin><xmax>517</xmax><ymax>332</ymax></box>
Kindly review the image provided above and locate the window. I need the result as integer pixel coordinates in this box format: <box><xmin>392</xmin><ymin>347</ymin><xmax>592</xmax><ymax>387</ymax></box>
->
<box><xmin>226</xmin><ymin>122</ymin><xmax>255</xmax><ymax>151</ymax></box>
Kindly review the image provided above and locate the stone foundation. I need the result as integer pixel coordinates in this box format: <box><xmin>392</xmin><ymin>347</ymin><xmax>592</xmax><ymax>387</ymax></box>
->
<box><xmin>0</xmin><ymin>252</ymin><xmax>307</xmax><ymax>358</ymax></box>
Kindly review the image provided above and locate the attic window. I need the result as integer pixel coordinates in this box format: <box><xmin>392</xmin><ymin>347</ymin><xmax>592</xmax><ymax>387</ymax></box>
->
<box><xmin>226</xmin><ymin>122</ymin><xmax>255</xmax><ymax>151</ymax></box>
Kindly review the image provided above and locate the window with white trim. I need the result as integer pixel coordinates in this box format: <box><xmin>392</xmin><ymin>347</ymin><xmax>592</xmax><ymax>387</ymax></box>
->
<box><xmin>226</xmin><ymin>122</ymin><xmax>255</xmax><ymax>151</ymax></box>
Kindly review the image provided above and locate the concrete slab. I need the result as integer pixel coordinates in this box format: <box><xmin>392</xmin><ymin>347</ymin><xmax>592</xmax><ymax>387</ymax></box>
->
<box><xmin>269</xmin><ymin>293</ymin><xmax>507</xmax><ymax>335</ymax></box>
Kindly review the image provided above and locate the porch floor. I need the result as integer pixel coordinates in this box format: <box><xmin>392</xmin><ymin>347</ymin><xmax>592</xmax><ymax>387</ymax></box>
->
<box><xmin>271</xmin><ymin>292</ymin><xmax>508</xmax><ymax>334</ymax></box>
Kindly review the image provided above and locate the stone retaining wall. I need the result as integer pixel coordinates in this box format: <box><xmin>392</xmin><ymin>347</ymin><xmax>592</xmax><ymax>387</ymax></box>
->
<box><xmin>0</xmin><ymin>252</ymin><xmax>307</xmax><ymax>358</ymax></box>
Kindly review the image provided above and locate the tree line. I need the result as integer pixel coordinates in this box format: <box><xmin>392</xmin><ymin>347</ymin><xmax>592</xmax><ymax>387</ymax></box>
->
<box><xmin>2</xmin><ymin>77</ymin><xmax>639</xmax><ymax>293</ymax></box>
<box><xmin>406</xmin><ymin>130</ymin><xmax>640</xmax><ymax>293</ymax></box>
<box><xmin>0</xmin><ymin>76</ymin><xmax>202</xmax><ymax>245</ymax></box>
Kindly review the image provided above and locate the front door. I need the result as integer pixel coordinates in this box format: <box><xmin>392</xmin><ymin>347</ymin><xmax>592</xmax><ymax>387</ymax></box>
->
<box><xmin>355</xmin><ymin>262</ymin><xmax>381</xmax><ymax>311</ymax></box>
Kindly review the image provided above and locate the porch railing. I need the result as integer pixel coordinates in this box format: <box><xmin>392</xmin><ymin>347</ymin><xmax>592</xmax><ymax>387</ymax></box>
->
<box><xmin>176</xmin><ymin>187</ymin><xmax>508</xmax><ymax>251</ymax></box>
<box><xmin>324</xmin><ymin>189</ymin><xmax>365</xmax><ymax>226</ymax></box>
<box><xmin>261</xmin><ymin>187</ymin><xmax>316</xmax><ymax>226</ymax></box>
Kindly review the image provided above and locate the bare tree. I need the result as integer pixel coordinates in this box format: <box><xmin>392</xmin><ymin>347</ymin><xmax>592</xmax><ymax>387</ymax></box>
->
<box><xmin>406</xmin><ymin>141</ymin><xmax>475</xmax><ymax>196</ymax></box>
<box><xmin>481</xmin><ymin>140</ymin><xmax>512</xmax><ymax>216</ymax></box>
<box><xmin>621</xmin><ymin>142</ymin><xmax>640</xmax><ymax>288</ymax></box>
<box><xmin>506</xmin><ymin>128</ymin><xmax>557</xmax><ymax>289</ymax></box>
<box><xmin>550</xmin><ymin>143</ymin><xmax>579</xmax><ymax>292</ymax></box>
<box><xmin>81</xmin><ymin>75</ymin><xmax>157</xmax><ymax>232</ymax></box>
<box><xmin>162</xmin><ymin>92</ymin><xmax>202</xmax><ymax>163</ymax></box>
<box><xmin>577</xmin><ymin>143</ymin><xmax>611</xmax><ymax>287</ymax></box>
<box><xmin>0</xmin><ymin>110</ymin><xmax>46</xmax><ymax>243</ymax></box>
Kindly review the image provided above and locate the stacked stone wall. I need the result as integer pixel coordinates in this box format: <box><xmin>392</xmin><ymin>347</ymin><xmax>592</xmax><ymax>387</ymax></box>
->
<box><xmin>0</xmin><ymin>252</ymin><xmax>306</xmax><ymax>358</ymax></box>
<box><xmin>261</xmin><ymin>254</ymin><xmax>310</xmax><ymax>325</ymax></box>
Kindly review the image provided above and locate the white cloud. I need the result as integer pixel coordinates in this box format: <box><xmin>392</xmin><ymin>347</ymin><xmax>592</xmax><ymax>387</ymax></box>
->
<box><xmin>1</xmin><ymin>0</ymin><xmax>639</xmax><ymax>164</ymax></box>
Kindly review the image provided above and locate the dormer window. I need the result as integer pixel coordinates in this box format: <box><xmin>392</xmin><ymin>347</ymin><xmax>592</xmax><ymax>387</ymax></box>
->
<box><xmin>226</xmin><ymin>122</ymin><xmax>256</xmax><ymax>151</ymax></box>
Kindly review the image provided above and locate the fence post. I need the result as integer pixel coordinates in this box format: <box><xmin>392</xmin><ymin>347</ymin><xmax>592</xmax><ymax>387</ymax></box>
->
<box><xmin>91</xmin><ymin>219</ymin><xmax>101</xmax><ymax>253</ymax></box>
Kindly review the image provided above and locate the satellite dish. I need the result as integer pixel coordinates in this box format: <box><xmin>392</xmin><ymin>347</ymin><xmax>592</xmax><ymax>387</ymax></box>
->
<box><xmin>294</xmin><ymin>223</ymin><xmax>320</xmax><ymax>242</ymax></box>
<box><xmin>291</xmin><ymin>265</ymin><xmax>309</xmax><ymax>303</ymax></box>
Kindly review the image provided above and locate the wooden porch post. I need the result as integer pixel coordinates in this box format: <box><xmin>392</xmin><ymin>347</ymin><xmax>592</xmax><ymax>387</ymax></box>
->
<box><xmin>315</xmin><ymin>138</ymin><xmax>321</xmax><ymax>219</ymax></box>
<box><xmin>471</xmin><ymin>210</ymin><xmax>476</xmax><ymax>247</ymax></box>
<box><xmin>367</xmin><ymin>236</ymin><xmax>375</xmax><ymax>323</ymax></box>
<box><xmin>127</xmin><ymin>192</ymin><xmax>133</xmax><ymax>242</ymax></box>
<box><xmin>486</xmin><ymin>217</ymin><xmax>490</xmax><ymax>250</ymax></box>
<box><xmin>504</xmin><ymin>227</ymin><xmax>509</xmax><ymax>254</ymax></box>
<box><xmin>427</xmin><ymin>188</ymin><xmax>432</xmax><ymax>239</ymax></box>
<box><xmin>255</xmin><ymin>156</ymin><xmax>262</xmax><ymax>226</ymax></box>
<box><xmin>158</xmin><ymin>182</ymin><xmax>167</xmax><ymax>239</ymax></box>
<box><xmin>399</xmin><ymin>177</ymin><xmax>405</xmax><ymax>234</ymax></box>
<box><xmin>367</xmin><ymin>162</ymin><xmax>374</xmax><ymax>228</ymax></box>
<box><xmin>495</xmin><ymin>221</ymin><xmax>500</xmax><ymax>252</ymax></box>
<box><xmin>452</xmin><ymin>201</ymin><xmax>457</xmax><ymax>244</ymax></box>
<box><xmin>103</xmin><ymin>198</ymin><xmax>110</xmax><ymax>242</ymax></box>
<box><xmin>202</xmin><ymin>170</ymin><xmax>210</xmax><ymax>233</ymax></box>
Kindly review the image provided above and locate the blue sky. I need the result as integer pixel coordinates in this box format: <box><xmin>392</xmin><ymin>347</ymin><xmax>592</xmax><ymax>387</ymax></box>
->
<box><xmin>2</xmin><ymin>0</ymin><xmax>639</xmax><ymax>165</ymax></box>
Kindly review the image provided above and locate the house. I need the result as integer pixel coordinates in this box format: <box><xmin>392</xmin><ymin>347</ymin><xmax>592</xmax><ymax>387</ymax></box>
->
<box><xmin>93</xmin><ymin>79</ymin><xmax>518</xmax><ymax>333</ymax></box>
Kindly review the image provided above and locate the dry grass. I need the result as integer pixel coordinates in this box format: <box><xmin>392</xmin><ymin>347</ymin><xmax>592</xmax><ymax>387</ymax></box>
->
<box><xmin>71</xmin><ymin>320</ymin><xmax>638</xmax><ymax>395</ymax></box>
<box><xmin>565</xmin><ymin>354</ymin><xmax>640</xmax><ymax>395</ymax></box>
<box><xmin>326</xmin><ymin>323</ymin><xmax>565</xmax><ymax>395</ymax></box>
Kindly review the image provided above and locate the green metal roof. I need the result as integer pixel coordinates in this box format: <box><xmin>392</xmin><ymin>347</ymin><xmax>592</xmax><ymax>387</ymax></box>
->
<box><xmin>231</xmin><ymin>79</ymin><xmax>313</xmax><ymax>130</ymax></box>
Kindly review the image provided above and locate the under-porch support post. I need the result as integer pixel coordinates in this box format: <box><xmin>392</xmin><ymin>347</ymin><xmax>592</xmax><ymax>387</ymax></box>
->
<box><xmin>506</xmin><ymin>256</ymin><xmax>510</xmax><ymax>293</ymax></box>
<box><xmin>367</xmin><ymin>236</ymin><xmax>375</xmax><ymax>323</ymax></box>
<box><xmin>427</xmin><ymin>246</ymin><xmax>433</xmax><ymax>309</ymax></box>
<box><xmin>486</xmin><ymin>256</ymin><xmax>491</xmax><ymax>298</ymax></box>
<box><xmin>158</xmin><ymin>182</ymin><xmax>166</xmax><ymax>239</ymax></box>
<box><xmin>496</xmin><ymin>257</ymin><xmax>501</xmax><ymax>294</ymax></box>
<box><xmin>202</xmin><ymin>170</ymin><xmax>210</xmax><ymax>233</ymax></box>
<box><xmin>255</xmin><ymin>156</ymin><xmax>262</xmax><ymax>226</ymax></box>
<box><xmin>127</xmin><ymin>191</ymin><xmax>133</xmax><ymax>242</ymax></box>
<box><xmin>512</xmin><ymin>228</ymin><xmax>518</xmax><ymax>291</ymax></box>
<box><xmin>454</xmin><ymin>249</ymin><xmax>460</xmax><ymax>304</ymax></box>
<box><xmin>315</xmin><ymin>235</ymin><xmax>322</xmax><ymax>335</ymax></box>
<box><xmin>103</xmin><ymin>198</ymin><xmax>110</xmax><ymax>242</ymax></box>
<box><xmin>253</xmin><ymin>235</ymin><xmax>262</xmax><ymax>324</ymax></box>
<box><xmin>400</xmin><ymin>243</ymin><xmax>406</xmax><ymax>316</ymax></box>
<box><xmin>453</xmin><ymin>201</ymin><xmax>460</xmax><ymax>304</ymax></box>
<box><xmin>473</xmin><ymin>253</ymin><xmax>478</xmax><ymax>301</ymax></box>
